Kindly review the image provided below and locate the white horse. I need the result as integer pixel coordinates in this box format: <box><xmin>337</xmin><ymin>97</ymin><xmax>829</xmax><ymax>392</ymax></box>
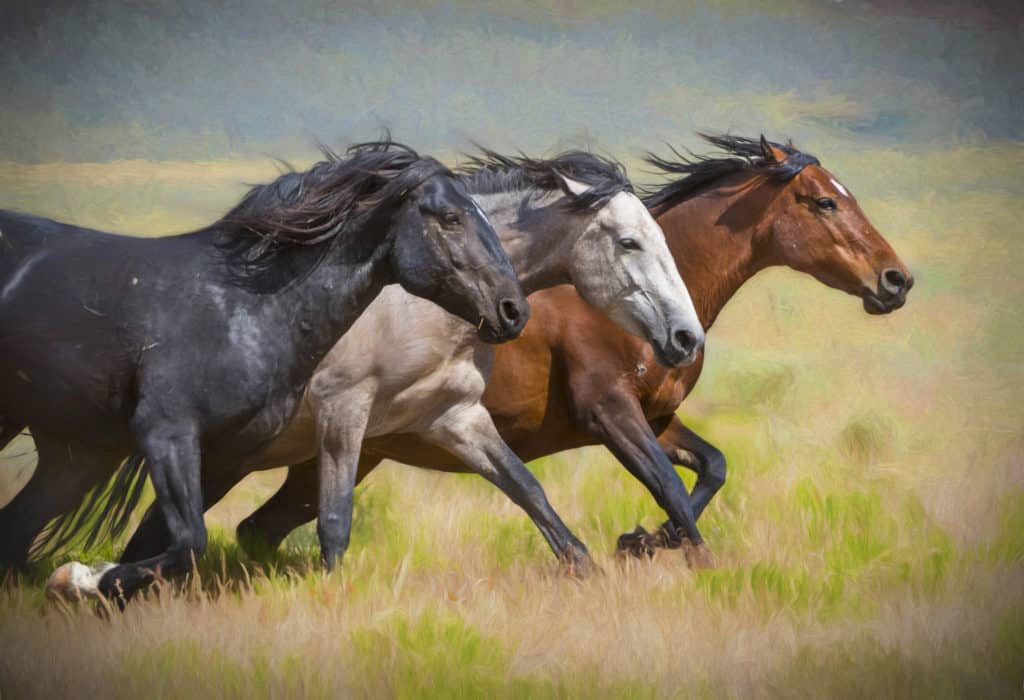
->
<box><xmin>86</xmin><ymin>150</ymin><xmax>703</xmax><ymax>595</ymax></box>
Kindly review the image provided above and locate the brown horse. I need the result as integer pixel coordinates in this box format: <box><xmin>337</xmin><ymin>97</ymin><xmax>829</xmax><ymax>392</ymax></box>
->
<box><xmin>125</xmin><ymin>134</ymin><xmax>914</xmax><ymax>566</ymax></box>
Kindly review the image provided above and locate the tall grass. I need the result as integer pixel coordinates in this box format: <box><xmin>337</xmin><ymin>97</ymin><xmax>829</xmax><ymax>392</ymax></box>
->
<box><xmin>1</xmin><ymin>144</ymin><xmax>1022</xmax><ymax>697</ymax></box>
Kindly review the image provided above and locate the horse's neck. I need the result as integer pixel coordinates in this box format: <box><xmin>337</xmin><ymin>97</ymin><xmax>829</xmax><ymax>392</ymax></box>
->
<box><xmin>657</xmin><ymin>179</ymin><xmax>777</xmax><ymax>330</ymax></box>
<box><xmin>219</xmin><ymin>228</ymin><xmax>394</xmax><ymax>381</ymax></box>
<box><xmin>475</xmin><ymin>191</ymin><xmax>574</xmax><ymax>295</ymax></box>
<box><xmin>289</xmin><ymin>248</ymin><xmax>391</xmax><ymax>363</ymax></box>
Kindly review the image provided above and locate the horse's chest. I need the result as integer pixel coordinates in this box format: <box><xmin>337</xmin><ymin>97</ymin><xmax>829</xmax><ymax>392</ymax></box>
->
<box><xmin>638</xmin><ymin>364</ymin><xmax>700</xmax><ymax>419</ymax></box>
<box><xmin>365</xmin><ymin>349</ymin><xmax>484</xmax><ymax>436</ymax></box>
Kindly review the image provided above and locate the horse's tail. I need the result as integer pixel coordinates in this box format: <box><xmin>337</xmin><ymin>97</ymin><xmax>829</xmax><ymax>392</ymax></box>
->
<box><xmin>31</xmin><ymin>453</ymin><xmax>149</xmax><ymax>560</ymax></box>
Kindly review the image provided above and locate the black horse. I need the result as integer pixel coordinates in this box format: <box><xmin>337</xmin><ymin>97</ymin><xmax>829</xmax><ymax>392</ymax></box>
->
<box><xmin>0</xmin><ymin>140</ymin><xmax>527</xmax><ymax>600</ymax></box>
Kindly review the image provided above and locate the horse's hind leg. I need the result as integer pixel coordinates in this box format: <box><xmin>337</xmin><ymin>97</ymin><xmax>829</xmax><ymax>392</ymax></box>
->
<box><xmin>0</xmin><ymin>432</ymin><xmax>116</xmax><ymax>567</ymax></box>
<box><xmin>426</xmin><ymin>403</ymin><xmax>595</xmax><ymax>576</ymax></box>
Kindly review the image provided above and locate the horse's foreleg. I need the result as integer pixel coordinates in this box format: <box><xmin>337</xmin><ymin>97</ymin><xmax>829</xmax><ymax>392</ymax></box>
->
<box><xmin>426</xmin><ymin>403</ymin><xmax>595</xmax><ymax>576</ymax></box>
<box><xmin>120</xmin><ymin>463</ymin><xmax>248</xmax><ymax>562</ymax></box>
<box><xmin>637</xmin><ymin>415</ymin><xmax>727</xmax><ymax>552</ymax></box>
<box><xmin>658</xmin><ymin>415</ymin><xmax>726</xmax><ymax>520</ymax></box>
<box><xmin>587</xmin><ymin>391</ymin><xmax>716</xmax><ymax>569</ymax></box>
<box><xmin>0</xmin><ymin>432</ymin><xmax>115</xmax><ymax>567</ymax></box>
<box><xmin>95</xmin><ymin>420</ymin><xmax>206</xmax><ymax>604</ymax></box>
<box><xmin>315</xmin><ymin>396</ymin><xmax>372</xmax><ymax>571</ymax></box>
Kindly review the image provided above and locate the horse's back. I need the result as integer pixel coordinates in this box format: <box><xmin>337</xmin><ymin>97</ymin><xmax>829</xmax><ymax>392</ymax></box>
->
<box><xmin>0</xmin><ymin>211</ymin><xmax>72</xmax><ymax>285</ymax></box>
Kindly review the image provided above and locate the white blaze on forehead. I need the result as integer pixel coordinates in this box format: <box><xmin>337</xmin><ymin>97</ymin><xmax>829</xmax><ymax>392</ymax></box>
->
<box><xmin>830</xmin><ymin>177</ymin><xmax>850</xmax><ymax>198</ymax></box>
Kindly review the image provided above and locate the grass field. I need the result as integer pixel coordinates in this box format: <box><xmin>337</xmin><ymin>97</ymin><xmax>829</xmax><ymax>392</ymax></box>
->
<box><xmin>1</xmin><ymin>143</ymin><xmax>1022</xmax><ymax>697</ymax></box>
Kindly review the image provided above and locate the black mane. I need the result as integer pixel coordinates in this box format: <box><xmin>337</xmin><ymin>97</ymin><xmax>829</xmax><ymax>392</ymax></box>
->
<box><xmin>458</xmin><ymin>148</ymin><xmax>634</xmax><ymax>213</ymax></box>
<box><xmin>642</xmin><ymin>133</ymin><xmax>820</xmax><ymax>210</ymax></box>
<box><xmin>216</xmin><ymin>139</ymin><xmax>451</xmax><ymax>289</ymax></box>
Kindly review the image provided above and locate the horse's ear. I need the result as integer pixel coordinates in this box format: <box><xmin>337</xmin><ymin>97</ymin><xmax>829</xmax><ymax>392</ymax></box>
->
<box><xmin>552</xmin><ymin>170</ymin><xmax>591</xmax><ymax>197</ymax></box>
<box><xmin>759</xmin><ymin>134</ymin><xmax>788</xmax><ymax>164</ymax></box>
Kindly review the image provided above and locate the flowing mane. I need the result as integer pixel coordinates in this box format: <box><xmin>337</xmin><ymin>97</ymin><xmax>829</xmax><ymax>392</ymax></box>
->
<box><xmin>216</xmin><ymin>139</ymin><xmax>451</xmax><ymax>288</ymax></box>
<box><xmin>641</xmin><ymin>133</ymin><xmax>820</xmax><ymax>210</ymax></box>
<box><xmin>458</xmin><ymin>148</ymin><xmax>634</xmax><ymax>212</ymax></box>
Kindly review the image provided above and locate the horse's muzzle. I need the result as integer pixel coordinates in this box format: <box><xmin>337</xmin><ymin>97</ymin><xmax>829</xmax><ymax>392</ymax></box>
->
<box><xmin>477</xmin><ymin>296</ymin><xmax>529</xmax><ymax>343</ymax></box>
<box><xmin>652</xmin><ymin>326</ymin><xmax>705</xmax><ymax>368</ymax></box>
<box><xmin>862</xmin><ymin>268</ymin><xmax>914</xmax><ymax>315</ymax></box>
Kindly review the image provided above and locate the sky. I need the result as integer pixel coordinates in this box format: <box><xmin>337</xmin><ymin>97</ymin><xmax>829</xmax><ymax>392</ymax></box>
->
<box><xmin>0</xmin><ymin>0</ymin><xmax>1021</xmax><ymax>164</ymax></box>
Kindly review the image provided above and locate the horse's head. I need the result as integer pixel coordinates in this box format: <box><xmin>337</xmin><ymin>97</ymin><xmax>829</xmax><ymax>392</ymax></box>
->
<box><xmin>389</xmin><ymin>168</ymin><xmax>528</xmax><ymax>342</ymax></box>
<box><xmin>758</xmin><ymin>137</ymin><xmax>914</xmax><ymax>314</ymax></box>
<box><xmin>462</xmin><ymin>149</ymin><xmax>704</xmax><ymax>368</ymax></box>
<box><xmin>220</xmin><ymin>141</ymin><xmax>527</xmax><ymax>341</ymax></box>
<box><xmin>331</xmin><ymin>144</ymin><xmax>527</xmax><ymax>344</ymax></box>
<box><xmin>560</xmin><ymin>174</ymin><xmax>704</xmax><ymax>367</ymax></box>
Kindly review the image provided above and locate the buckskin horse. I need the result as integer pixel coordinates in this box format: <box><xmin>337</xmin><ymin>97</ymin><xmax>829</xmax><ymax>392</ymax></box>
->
<box><xmin>118</xmin><ymin>149</ymin><xmax>704</xmax><ymax>577</ymax></box>
<box><xmin>0</xmin><ymin>140</ymin><xmax>527</xmax><ymax>601</ymax></box>
<box><xmin>222</xmin><ymin>134</ymin><xmax>913</xmax><ymax>566</ymax></box>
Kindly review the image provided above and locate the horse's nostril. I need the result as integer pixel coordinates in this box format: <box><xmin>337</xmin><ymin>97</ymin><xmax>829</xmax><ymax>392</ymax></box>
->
<box><xmin>499</xmin><ymin>299</ymin><xmax>522</xmax><ymax>327</ymax></box>
<box><xmin>674</xmin><ymin>329</ymin><xmax>698</xmax><ymax>355</ymax></box>
<box><xmin>882</xmin><ymin>268</ymin><xmax>907</xmax><ymax>292</ymax></box>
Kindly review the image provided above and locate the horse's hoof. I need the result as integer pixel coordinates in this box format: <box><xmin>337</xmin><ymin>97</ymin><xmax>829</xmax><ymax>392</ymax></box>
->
<box><xmin>561</xmin><ymin>546</ymin><xmax>600</xmax><ymax>579</ymax></box>
<box><xmin>615</xmin><ymin>525</ymin><xmax>657</xmax><ymax>559</ymax></box>
<box><xmin>562</xmin><ymin>557</ymin><xmax>600</xmax><ymax>579</ymax></box>
<box><xmin>46</xmin><ymin>561</ymin><xmax>116</xmax><ymax>602</ymax></box>
<box><xmin>681</xmin><ymin>540</ymin><xmax>718</xmax><ymax>570</ymax></box>
<box><xmin>650</xmin><ymin>522</ymin><xmax>683</xmax><ymax>549</ymax></box>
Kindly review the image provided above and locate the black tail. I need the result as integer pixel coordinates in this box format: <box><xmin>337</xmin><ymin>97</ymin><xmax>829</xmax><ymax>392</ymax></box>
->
<box><xmin>31</xmin><ymin>453</ymin><xmax>149</xmax><ymax>560</ymax></box>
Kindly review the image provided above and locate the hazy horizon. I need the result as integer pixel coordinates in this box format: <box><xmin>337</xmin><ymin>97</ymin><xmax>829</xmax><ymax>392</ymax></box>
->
<box><xmin>2</xmin><ymin>0</ymin><xmax>1021</xmax><ymax>166</ymax></box>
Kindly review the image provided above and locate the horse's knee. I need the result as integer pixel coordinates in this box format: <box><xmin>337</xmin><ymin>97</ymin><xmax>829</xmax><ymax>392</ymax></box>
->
<box><xmin>703</xmin><ymin>447</ymin><xmax>727</xmax><ymax>492</ymax></box>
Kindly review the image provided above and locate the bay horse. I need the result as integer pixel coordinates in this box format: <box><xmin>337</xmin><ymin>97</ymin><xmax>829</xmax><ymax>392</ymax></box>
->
<box><xmin>0</xmin><ymin>140</ymin><xmax>528</xmax><ymax>601</ymax></box>
<box><xmin>118</xmin><ymin>149</ymin><xmax>704</xmax><ymax>577</ymax></box>
<box><xmin>219</xmin><ymin>134</ymin><xmax>913</xmax><ymax>566</ymax></box>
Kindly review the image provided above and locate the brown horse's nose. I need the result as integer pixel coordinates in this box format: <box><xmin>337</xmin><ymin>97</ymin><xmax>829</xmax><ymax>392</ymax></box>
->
<box><xmin>880</xmin><ymin>268</ymin><xmax>912</xmax><ymax>297</ymax></box>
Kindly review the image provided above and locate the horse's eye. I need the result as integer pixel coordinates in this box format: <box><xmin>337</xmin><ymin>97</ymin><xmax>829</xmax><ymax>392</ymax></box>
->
<box><xmin>816</xmin><ymin>197</ymin><xmax>837</xmax><ymax>211</ymax></box>
<box><xmin>618</xmin><ymin>238</ymin><xmax>643</xmax><ymax>252</ymax></box>
<box><xmin>439</xmin><ymin>211</ymin><xmax>461</xmax><ymax>227</ymax></box>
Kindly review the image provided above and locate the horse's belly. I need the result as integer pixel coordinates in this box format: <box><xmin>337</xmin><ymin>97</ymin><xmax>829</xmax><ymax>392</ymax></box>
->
<box><xmin>243</xmin><ymin>399</ymin><xmax>317</xmax><ymax>470</ymax></box>
<box><xmin>0</xmin><ymin>338</ymin><xmax>136</xmax><ymax>446</ymax></box>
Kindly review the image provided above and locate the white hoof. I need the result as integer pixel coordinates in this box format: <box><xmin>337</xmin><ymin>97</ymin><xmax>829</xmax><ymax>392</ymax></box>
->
<box><xmin>46</xmin><ymin>561</ymin><xmax>116</xmax><ymax>602</ymax></box>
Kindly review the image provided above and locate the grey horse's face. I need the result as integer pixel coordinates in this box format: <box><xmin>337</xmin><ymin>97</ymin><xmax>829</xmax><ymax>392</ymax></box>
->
<box><xmin>562</xmin><ymin>180</ymin><xmax>704</xmax><ymax>368</ymax></box>
<box><xmin>389</xmin><ymin>175</ymin><xmax>529</xmax><ymax>344</ymax></box>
